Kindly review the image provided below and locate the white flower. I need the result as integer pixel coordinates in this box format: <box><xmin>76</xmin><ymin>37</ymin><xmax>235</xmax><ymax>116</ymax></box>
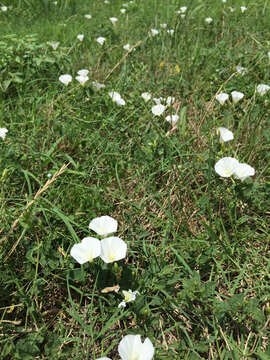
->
<box><xmin>70</xmin><ymin>237</ymin><xmax>101</xmax><ymax>264</ymax></box>
<box><xmin>166</xmin><ymin>96</ymin><xmax>175</xmax><ymax>106</ymax></box>
<box><xmin>84</xmin><ymin>14</ymin><xmax>92</xmax><ymax>19</ymax></box>
<box><xmin>222</xmin><ymin>0</ymin><xmax>226</xmax><ymax>3</ymax></box>
<box><xmin>179</xmin><ymin>6</ymin><xmax>187</xmax><ymax>13</ymax></box>
<box><xmin>1</xmin><ymin>6</ymin><xmax>7</xmax><ymax>11</ymax></box>
<box><xmin>120</xmin><ymin>8</ymin><xmax>126</xmax><ymax>14</ymax></box>
<box><xmin>109</xmin><ymin>91</ymin><xmax>126</xmax><ymax>106</ymax></box>
<box><xmin>77</xmin><ymin>69</ymin><xmax>89</xmax><ymax>77</ymax></box>
<box><xmin>104</xmin><ymin>0</ymin><xmax>110</xmax><ymax>3</ymax></box>
<box><xmin>150</xmin><ymin>29</ymin><xmax>159</xmax><ymax>36</ymax></box>
<box><xmin>100</xmin><ymin>237</ymin><xmax>127</xmax><ymax>263</ymax></box>
<box><xmin>141</xmin><ymin>92</ymin><xmax>152</xmax><ymax>102</ymax></box>
<box><xmin>75</xmin><ymin>75</ymin><xmax>89</xmax><ymax>86</ymax></box>
<box><xmin>151</xmin><ymin>104</ymin><xmax>166</xmax><ymax>116</ymax></box>
<box><xmin>118</xmin><ymin>290</ymin><xmax>140</xmax><ymax>308</ymax></box>
<box><xmin>59</xmin><ymin>74</ymin><xmax>72</xmax><ymax>86</ymax></box>
<box><xmin>77</xmin><ymin>34</ymin><xmax>84</xmax><ymax>42</ymax></box>
<box><xmin>229</xmin><ymin>7</ymin><xmax>236</xmax><ymax>12</ymax></box>
<box><xmin>165</xmin><ymin>114</ymin><xmax>179</xmax><ymax>126</ymax></box>
<box><xmin>234</xmin><ymin>163</ymin><xmax>255</xmax><ymax>181</ymax></box>
<box><xmin>0</xmin><ymin>128</ymin><xmax>8</xmax><ymax>139</ymax></box>
<box><xmin>236</xmin><ymin>65</ymin><xmax>247</xmax><ymax>75</ymax></box>
<box><xmin>180</xmin><ymin>14</ymin><xmax>185</xmax><ymax>19</ymax></box>
<box><xmin>118</xmin><ymin>335</ymin><xmax>155</xmax><ymax>360</ymax></box>
<box><xmin>92</xmin><ymin>81</ymin><xmax>106</xmax><ymax>89</ymax></box>
<box><xmin>97</xmin><ymin>37</ymin><xmax>106</xmax><ymax>45</ymax></box>
<box><xmin>215</xmin><ymin>92</ymin><xmax>229</xmax><ymax>105</ymax></box>
<box><xmin>89</xmin><ymin>215</ymin><xmax>118</xmax><ymax>236</ymax></box>
<box><xmin>205</xmin><ymin>17</ymin><xmax>213</xmax><ymax>24</ymax></box>
<box><xmin>167</xmin><ymin>29</ymin><xmax>174</xmax><ymax>35</ymax></box>
<box><xmin>109</xmin><ymin>17</ymin><xmax>118</xmax><ymax>25</ymax></box>
<box><xmin>231</xmin><ymin>91</ymin><xmax>244</xmax><ymax>104</ymax></box>
<box><xmin>240</xmin><ymin>6</ymin><xmax>247</xmax><ymax>13</ymax></box>
<box><xmin>216</xmin><ymin>127</ymin><xmax>234</xmax><ymax>143</ymax></box>
<box><xmin>160</xmin><ymin>23</ymin><xmax>167</xmax><ymax>28</ymax></box>
<box><xmin>123</xmin><ymin>43</ymin><xmax>131</xmax><ymax>51</ymax></box>
<box><xmin>50</xmin><ymin>42</ymin><xmax>60</xmax><ymax>50</ymax></box>
<box><xmin>153</xmin><ymin>97</ymin><xmax>165</xmax><ymax>105</ymax></box>
<box><xmin>215</xmin><ymin>157</ymin><xmax>239</xmax><ymax>178</ymax></box>
<box><xmin>256</xmin><ymin>84</ymin><xmax>270</xmax><ymax>96</ymax></box>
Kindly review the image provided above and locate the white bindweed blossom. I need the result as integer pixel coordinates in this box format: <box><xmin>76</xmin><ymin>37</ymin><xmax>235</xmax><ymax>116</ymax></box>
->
<box><xmin>160</xmin><ymin>23</ymin><xmax>167</xmax><ymax>28</ymax></box>
<box><xmin>141</xmin><ymin>92</ymin><xmax>152</xmax><ymax>102</ymax></box>
<box><xmin>256</xmin><ymin>84</ymin><xmax>270</xmax><ymax>96</ymax></box>
<box><xmin>150</xmin><ymin>29</ymin><xmax>159</xmax><ymax>36</ymax></box>
<box><xmin>50</xmin><ymin>42</ymin><xmax>60</xmax><ymax>50</ymax></box>
<box><xmin>166</xmin><ymin>96</ymin><xmax>175</xmax><ymax>106</ymax></box>
<box><xmin>179</xmin><ymin>6</ymin><xmax>187</xmax><ymax>13</ymax></box>
<box><xmin>167</xmin><ymin>29</ymin><xmax>174</xmax><ymax>35</ymax></box>
<box><xmin>0</xmin><ymin>128</ymin><xmax>8</xmax><ymax>140</ymax></box>
<box><xmin>70</xmin><ymin>237</ymin><xmax>101</xmax><ymax>264</ymax></box>
<box><xmin>180</xmin><ymin>14</ymin><xmax>186</xmax><ymax>18</ymax></box>
<box><xmin>205</xmin><ymin>17</ymin><xmax>213</xmax><ymax>24</ymax></box>
<box><xmin>89</xmin><ymin>215</ymin><xmax>118</xmax><ymax>236</ymax></box>
<box><xmin>165</xmin><ymin>114</ymin><xmax>179</xmax><ymax>126</ymax></box>
<box><xmin>153</xmin><ymin>97</ymin><xmax>165</xmax><ymax>105</ymax></box>
<box><xmin>75</xmin><ymin>75</ymin><xmax>89</xmax><ymax>86</ymax></box>
<box><xmin>236</xmin><ymin>65</ymin><xmax>247</xmax><ymax>75</ymax></box>
<box><xmin>120</xmin><ymin>8</ymin><xmax>126</xmax><ymax>14</ymax></box>
<box><xmin>109</xmin><ymin>91</ymin><xmax>126</xmax><ymax>106</ymax></box>
<box><xmin>59</xmin><ymin>74</ymin><xmax>72</xmax><ymax>86</ymax></box>
<box><xmin>84</xmin><ymin>14</ymin><xmax>92</xmax><ymax>19</ymax></box>
<box><xmin>118</xmin><ymin>290</ymin><xmax>140</xmax><ymax>308</ymax></box>
<box><xmin>222</xmin><ymin>0</ymin><xmax>227</xmax><ymax>2</ymax></box>
<box><xmin>1</xmin><ymin>5</ymin><xmax>7</xmax><ymax>11</ymax></box>
<box><xmin>215</xmin><ymin>157</ymin><xmax>239</xmax><ymax>178</ymax></box>
<box><xmin>109</xmin><ymin>17</ymin><xmax>118</xmax><ymax>25</ymax></box>
<box><xmin>231</xmin><ymin>91</ymin><xmax>244</xmax><ymax>104</ymax></box>
<box><xmin>96</xmin><ymin>36</ymin><xmax>106</xmax><ymax>45</ymax></box>
<box><xmin>215</xmin><ymin>93</ymin><xmax>229</xmax><ymax>105</ymax></box>
<box><xmin>77</xmin><ymin>69</ymin><xmax>89</xmax><ymax>77</ymax></box>
<box><xmin>100</xmin><ymin>237</ymin><xmax>127</xmax><ymax>263</ymax></box>
<box><xmin>92</xmin><ymin>81</ymin><xmax>106</xmax><ymax>89</ymax></box>
<box><xmin>104</xmin><ymin>0</ymin><xmax>110</xmax><ymax>3</ymax></box>
<box><xmin>240</xmin><ymin>6</ymin><xmax>247</xmax><ymax>13</ymax></box>
<box><xmin>118</xmin><ymin>334</ymin><xmax>155</xmax><ymax>360</ymax></box>
<box><xmin>123</xmin><ymin>43</ymin><xmax>131</xmax><ymax>51</ymax></box>
<box><xmin>77</xmin><ymin>34</ymin><xmax>84</xmax><ymax>42</ymax></box>
<box><xmin>234</xmin><ymin>163</ymin><xmax>255</xmax><ymax>181</ymax></box>
<box><xmin>216</xmin><ymin>127</ymin><xmax>234</xmax><ymax>143</ymax></box>
<box><xmin>152</xmin><ymin>104</ymin><xmax>166</xmax><ymax>116</ymax></box>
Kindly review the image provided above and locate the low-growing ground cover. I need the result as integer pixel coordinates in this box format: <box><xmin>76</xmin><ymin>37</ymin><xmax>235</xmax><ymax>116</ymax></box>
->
<box><xmin>0</xmin><ymin>0</ymin><xmax>269</xmax><ymax>359</ymax></box>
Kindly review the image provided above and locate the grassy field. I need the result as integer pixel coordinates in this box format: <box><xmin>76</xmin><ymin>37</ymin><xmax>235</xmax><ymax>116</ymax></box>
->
<box><xmin>0</xmin><ymin>0</ymin><xmax>270</xmax><ymax>359</ymax></box>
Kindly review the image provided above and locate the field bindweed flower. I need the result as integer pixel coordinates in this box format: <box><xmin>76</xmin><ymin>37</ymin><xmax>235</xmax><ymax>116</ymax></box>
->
<box><xmin>77</xmin><ymin>69</ymin><xmax>89</xmax><ymax>77</ymax></box>
<box><xmin>160</xmin><ymin>23</ymin><xmax>167</xmax><ymax>28</ymax></box>
<box><xmin>152</xmin><ymin>104</ymin><xmax>166</xmax><ymax>116</ymax></box>
<box><xmin>179</xmin><ymin>6</ymin><xmax>187</xmax><ymax>13</ymax></box>
<box><xmin>77</xmin><ymin>34</ymin><xmax>84</xmax><ymax>42</ymax></box>
<box><xmin>118</xmin><ymin>290</ymin><xmax>140</xmax><ymax>308</ymax></box>
<box><xmin>109</xmin><ymin>17</ymin><xmax>118</xmax><ymax>25</ymax></box>
<box><xmin>1</xmin><ymin>5</ymin><xmax>7</xmax><ymax>11</ymax></box>
<box><xmin>92</xmin><ymin>81</ymin><xmax>106</xmax><ymax>89</ymax></box>
<box><xmin>234</xmin><ymin>163</ymin><xmax>255</xmax><ymax>181</ymax></box>
<box><xmin>100</xmin><ymin>237</ymin><xmax>127</xmax><ymax>263</ymax></box>
<box><xmin>59</xmin><ymin>74</ymin><xmax>72</xmax><ymax>86</ymax></box>
<box><xmin>70</xmin><ymin>237</ymin><xmax>101</xmax><ymax>264</ymax></box>
<box><xmin>50</xmin><ymin>42</ymin><xmax>60</xmax><ymax>50</ymax></box>
<box><xmin>165</xmin><ymin>114</ymin><xmax>179</xmax><ymax>126</ymax></box>
<box><xmin>205</xmin><ymin>17</ymin><xmax>213</xmax><ymax>24</ymax></box>
<box><xmin>141</xmin><ymin>92</ymin><xmax>152</xmax><ymax>102</ymax></box>
<box><xmin>104</xmin><ymin>0</ymin><xmax>110</xmax><ymax>3</ymax></box>
<box><xmin>180</xmin><ymin>14</ymin><xmax>186</xmax><ymax>18</ymax></box>
<box><xmin>167</xmin><ymin>29</ymin><xmax>174</xmax><ymax>35</ymax></box>
<box><xmin>89</xmin><ymin>215</ymin><xmax>118</xmax><ymax>236</ymax></box>
<box><xmin>150</xmin><ymin>29</ymin><xmax>159</xmax><ymax>36</ymax></box>
<box><xmin>109</xmin><ymin>91</ymin><xmax>126</xmax><ymax>106</ymax></box>
<box><xmin>0</xmin><ymin>128</ymin><xmax>8</xmax><ymax>139</ymax></box>
<box><xmin>256</xmin><ymin>84</ymin><xmax>270</xmax><ymax>96</ymax></box>
<box><xmin>120</xmin><ymin>8</ymin><xmax>126</xmax><ymax>14</ymax></box>
<box><xmin>123</xmin><ymin>43</ymin><xmax>131</xmax><ymax>51</ymax></box>
<box><xmin>166</xmin><ymin>96</ymin><xmax>175</xmax><ymax>106</ymax></box>
<box><xmin>231</xmin><ymin>91</ymin><xmax>244</xmax><ymax>104</ymax></box>
<box><xmin>215</xmin><ymin>93</ymin><xmax>229</xmax><ymax>105</ymax></box>
<box><xmin>215</xmin><ymin>157</ymin><xmax>239</xmax><ymax>178</ymax></box>
<box><xmin>75</xmin><ymin>75</ymin><xmax>89</xmax><ymax>86</ymax></box>
<box><xmin>153</xmin><ymin>97</ymin><xmax>165</xmax><ymax>105</ymax></box>
<box><xmin>84</xmin><ymin>14</ymin><xmax>92</xmax><ymax>19</ymax></box>
<box><xmin>216</xmin><ymin>127</ymin><xmax>234</xmax><ymax>143</ymax></box>
<box><xmin>96</xmin><ymin>37</ymin><xmax>106</xmax><ymax>45</ymax></box>
<box><xmin>240</xmin><ymin>6</ymin><xmax>247</xmax><ymax>13</ymax></box>
<box><xmin>118</xmin><ymin>334</ymin><xmax>155</xmax><ymax>360</ymax></box>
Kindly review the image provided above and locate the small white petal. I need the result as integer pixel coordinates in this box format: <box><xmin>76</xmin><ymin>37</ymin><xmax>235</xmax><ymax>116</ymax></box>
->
<box><xmin>123</xmin><ymin>43</ymin><xmax>131</xmax><ymax>51</ymax></box>
<box><xmin>151</xmin><ymin>104</ymin><xmax>166</xmax><ymax>116</ymax></box>
<box><xmin>89</xmin><ymin>216</ymin><xmax>118</xmax><ymax>236</ymax></box>
<box><xmin>234</xmin><ymin>163</ymin><xmax>255</xmax><ymax>181</ymax></box>
<box><xmin>92</xmin><ymin>81</ymin><xmax>106</xmax><ymax>89</ymax></box>
<box><xmin>141</xmin><ymin>92</ymin><xmax>152</xmax><ymax>102</ymax></box>
<box><xmin>84</xmin><ymin>14</ymin><xmax>92</xmax><ymax>19</ymax></box>
<box><xmin>215</xmin><ymin>157</ymin><xmax>239</xmax><ymax>178</ymax></box>
<box><xmin>256</xmin><ymin>84</ymin><xmax>270</xmax><ymax>96</ymax></box>
<box><xmin>231</xmin><ymin>91</ymin><xmax>244</xmax><ymax>104</ymax></box>
<box><xmin>216</xmin><ymin>127</ymin><xmax>234</xmax><ymax>143</ymax></box>
<box><xmin>166</xmin><ymin>96</ymin><xmax>175</xmax><ymax>106</ymax></box>
<box><xmin>109</xmin><ymin>17</ymin><xmax>118</xmax><ymax>24</ymax></box>
<box><xmin>160</xmin><ymin>23</ymin><xmax>167</xmax><ymax>28</ymax></box>
<box><xmin>97</xmin><ymin>37</ymin><xmax>106</xmax><ymax>45</ymax></box>
<box><xmin>150</xmin><ymin>29</ymin><xmax>159</xmax><ymax>36</ymax></box>
<box><xmin>215</xmin><ymin>93</ymin><xmax>229</xmax><ymax>105</ymax></box>
<box><xmin>0</xmin><ymin>128</ymin><xmax>8</xmax><ymax>139</ymax></box>
<box><xmin>120</xmin><ymin>8</ymin><xmax>126</xmax><ymax>14</ymax></box>
<box><xmin>77</xmin><ymin>69</ymin><xmax>89</xmax><ymax>77</ymax></box>
<box><xmin>77</xmin><ymin>34</ymin><xmax>84</xmax><ymax>41</ymax></box>
<box><xmin>118</xmin><ymin>301</ymin><xmax>127</xmax><ymax>308</ymax></box>
<box><xmin>240</xmin><ymin>6</ymin><xmax>247</xmax><ymax>13</ymax></box>
<box><xmin>50</xmin><ymin>42</ymin><xmax>60</xmax><ymax>50</ymax></box>
<box><xmin>70</xmin><ymin>237</ymin><xmax>101</xmax><ymax>264</ymax></box>
<box><xmin>59</xmin><ymin>74</ymin><xmax>72</xmax><ymax>85</ymax></box>
<box><xmin>165</xmin><ymin>114</ymin><xmax>179</xmax><ymax>126</ymax></box>
<box><xmin>75</xmin><ymin>75</ymin><xmax>89</xmax><ymax>86</ymax></box>
<box><xmin>100</xmin><ymin>237</ymin><xmax>127</xmax><ymax>263</ymax></box>
<box><xmin>205</xmin><ymin>17</ymin><xmax>213</xmax><ymax>24</ymax></box>
<box><xmin>167</xmin><ymin>29</ymin><xmax>174</xmax><ymax>35</ymax></box>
